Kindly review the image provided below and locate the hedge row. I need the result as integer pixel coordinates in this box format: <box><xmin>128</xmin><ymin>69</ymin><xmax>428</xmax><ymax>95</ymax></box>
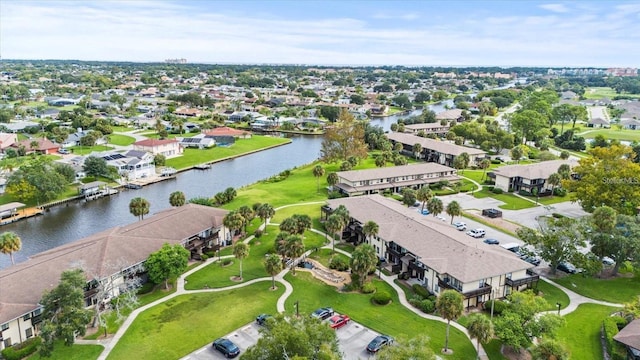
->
<box><xmin>1</xmin><ymin>337</ymin><xmax>42</xmax><ymax>360</ymax></box>
<box><xmin>602</xmin><ymin>316</ymin><xmax>628</xmax><ymax>360</ymax></box>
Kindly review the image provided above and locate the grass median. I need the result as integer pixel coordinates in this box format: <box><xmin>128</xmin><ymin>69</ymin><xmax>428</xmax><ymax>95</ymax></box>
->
<box><xmin>557</xmin><ymin>303</ymin><xmax>619</xmax><ymax>360</ymax></box>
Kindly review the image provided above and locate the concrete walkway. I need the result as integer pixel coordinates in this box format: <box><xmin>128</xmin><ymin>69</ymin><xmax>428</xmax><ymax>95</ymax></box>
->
<box><xmin>539</xmin><ymin>276</ymin><xmax>622</xmax><ymax>316</ymax></box>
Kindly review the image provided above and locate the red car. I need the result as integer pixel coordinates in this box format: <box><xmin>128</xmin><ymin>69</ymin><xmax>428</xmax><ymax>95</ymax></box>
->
<box><xmin>327</xmin><ymin>314</ymin><xmax>350</xmax><ymax>329</ymax></box>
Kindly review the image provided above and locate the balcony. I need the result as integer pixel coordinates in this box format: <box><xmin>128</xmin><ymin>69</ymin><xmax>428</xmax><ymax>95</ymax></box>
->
<box><xmin>438</xmin><ymin>279</ymin><xmax>492</xmax><ymax>299</ymax></box>
<box><xmin>505</xmin><ymin>269</ymin><xmax>540</xmax><ymax>288</ymax></box>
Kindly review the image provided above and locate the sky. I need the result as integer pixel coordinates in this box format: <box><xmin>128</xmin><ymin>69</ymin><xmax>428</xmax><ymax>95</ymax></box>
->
<box><xmin>1</xmin><ymin>0</ymin><xmax>639</xmax><ymax>67</ymax></box>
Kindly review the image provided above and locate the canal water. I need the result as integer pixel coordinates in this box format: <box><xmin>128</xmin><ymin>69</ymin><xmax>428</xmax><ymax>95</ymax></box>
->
<box><xmin>0</xmin><ymin>106</ymin><xmax>451</xmax><ymax>269</ymax></box>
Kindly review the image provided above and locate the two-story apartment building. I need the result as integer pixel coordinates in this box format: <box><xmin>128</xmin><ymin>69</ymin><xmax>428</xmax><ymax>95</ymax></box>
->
<box><xmin>491</xmin><ymin>159</ymin><xmax>577</xmax><ymax>193</ymax></box>
<box><xmin>334</xmin><ymin>163</ymin><xmax>459</xmax><ymax>197</ymax></box>
<box><xmin>404</xmin><ymin>123</ymin><xmax>450</xmax><ymax>137</ymax></box>
<box><xmin>0</xmin><ymin>204</ymin><xmax>229</xmax><ymax>351</ymax></box>
<box><xmin>386</xmin><ymin>132</ymin><xmax>487</xmax><ymax>167</ymax></box>
<box><xmin>324</xmin><ymin>195</ymin><xmax>537</xmax><ymax>308</ymax></box>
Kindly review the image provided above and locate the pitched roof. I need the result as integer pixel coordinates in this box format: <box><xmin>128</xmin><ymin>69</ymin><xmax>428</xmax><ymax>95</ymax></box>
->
<box><xmin>134</xmin><ymin>138</ymin><xmax>179</xmax><ymax>147</ymax></box>
<box><xmin>436</xmin><ymin>109</ymin><xmax>463</xmax><ymax>120</ymax></box>
<box><xmin>386</xmin><ymin>132</ymin><xmax>486</xmax><ymax>157</ymax></box>
<box><xmin>614</xmin><ymin>318</ymin><xmax>640</xmax><ymax>350</ymax></box>
<box><xmin>326</xmin><ymin>195</ymin><xmax>531</xmax><ymax>283</ymax></box>
<box><xmin>337</xmin><ymin>163</ymin><xmax>457</xmax><ymax>182</ymax></box>
<box><xmin>12</xmin><ymin>138</ymin><xmax>59</xmax><ymax>151</ymax></box>
<box><xmin>0</xmin><ymin>204</ymin><xmax>227</xmax><ymax>325</ymax></box>
<box><xmin>203</xmin><ymin>126</ymin><xmax>250</xmax><ymax>137</ymax></box>
<box><xmin>492</xmin><ymin>159</ymin><xmax>577</xmax><ymax>180</ymax></box>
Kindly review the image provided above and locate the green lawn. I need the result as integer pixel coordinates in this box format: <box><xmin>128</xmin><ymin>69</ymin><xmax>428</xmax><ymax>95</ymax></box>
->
<box><xmin>108</xmin><ymin>134</ymin><xmax>136</xmax><ymax>146</ymax></box>
<box><xmin>472</xmin><ymin>187</ymin><xmax>537</xmax><ymax>210</ymax></box>
<box><xmin>184</xmin><ymin>230</ymin><xmax>326</xmax><ymax>289</ymax></box>
<box><xmin>556</xmin><ymin>304</ymin><xmax>618</xmax><ymax>360</ymax></box>
<box><xmin>462</xmin><ymin>212</ymin><xmax>517</xmax><ymax>238</ymax></box>
<box><xmin>27</xmin><ymin>341</ymin><xmax>103</xmax><ymax>360</ymax></box>
<box><xmin>112</xmin><ymin>126</ymin><xmax>135</xmax><ymax>132</ymax></box>
<box><xmin>484</xmin><ymin>339</ymin><xmax>508</xmax><ymax>360</ymax></box>
<box><xmin>306</xmin><ymin>248</ymin><xmax>350</xmax><ymax>268</ymax></box>
<box><xmin>145</xmin><ymin>132</ymin><xmax>198</xmax><ymax>139</ymax></box>
<box><xmin>578</xmin><ymin>128</ymin><xmax>640</xmax><ymax>142</ymax></box>
<box><xmin>533</xmin><ymin>193</ymin><xmax>576</xmax><ymax>206</ymax></box>
<box><xmin>165</xmin><ymin>136</ymin><xmax>290</xmax><ymax>170</ymax></box>
<box><xmin>583</xmin><ymin>87</ymin><xmax>640</xmax><ymax>100</ymax></box>
<box><xmin>70</xmin><ymin>145</ymin><xmax>115</xmax><ymax>155</ymax></box>
<box><xmin>271</xmin><ymin>203</ymin><xmax>325</xmax><ymax>224</ymax></box>
<box><xmin>284</xmin><ymin>272</ymin><xmax>477</xmax><ymax>359</ymax></box>
<box><xmin>106</xmin><ymin>283</ymin><xmax>284</xmax><ymax>360</ymax></box>
<box><xmin>554</xmin><ymin>274</ymin><xmax>640</xmax><ymax>303</ymax></box>
<box><xmin>536</xmin><ymin>280</ymin><xmax>570</xmax><ymax>311</ymax></box>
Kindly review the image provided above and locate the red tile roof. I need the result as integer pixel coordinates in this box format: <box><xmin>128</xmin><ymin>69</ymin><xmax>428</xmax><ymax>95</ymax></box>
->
<box><xmin>203</xmin><ymin>127</ymin><xmax>251</xmax><ymax>137</ymax></box>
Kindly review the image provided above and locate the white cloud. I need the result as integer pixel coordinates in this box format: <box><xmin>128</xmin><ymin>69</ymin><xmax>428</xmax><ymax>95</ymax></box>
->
<box><xmin>539</xmin><ymin>3</ymin><xmax>570</xmax><ymax>13</ymax></box>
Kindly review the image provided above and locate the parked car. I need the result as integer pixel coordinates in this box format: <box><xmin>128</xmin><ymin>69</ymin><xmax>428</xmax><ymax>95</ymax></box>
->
<box><xmin>311</xmin><ymin>307</ymin><xmax>334</xmax><ymax>320</ymax></box>
<box><xmin>523</xmin><ymin>256</ymin><xmax>541</xmax><ymax>266</ymax></box>
<box><xmin>466</xmin><ymin>229</ymin><xmax>486</xmax><ymax>238</ymax></box>
<box><xmin>366</xmin><ymin>335</ymin><xmax>394</xmax><ymax>353</ymax></box>
<box><xmin>482</xmin><ymin>208</ymin><xmax>503</xmax><ymax>218</ymax></box>
<box><xmin>483</xmin><ymin>238</ymin><xmax>500</xmax><ymax>245</ymax></box>
<box><xmin>452</xmin><ymin>222</ymin><xmax>467</xmax><ymax>231</ymax></box>
<box><xmin>419</xmin><ymin>209</ymin><xmax>430</xmax><ymax>215</ymax></box>
<box><xmin>435</xmin><ymin>215</ymin><xmax>447</xmax><ymax>222</ymax></box>
<box><xmin>256</xmin><ymin>313</ymin><xmax>272</xmax><ymax>326</ymax></box>
<box><xmin>556</xmin><ymin>261</ymin><xmax>578</xmax><ymax>274</ymax></box>
<box><xmin>602</xmin><ymin>256</ymin><xmax>615</xmax><ymax>266</ymax></box>
<box><xmin>58</xmin><ymin>148</ymin><xmax>70</xmax><ymax>155</ymax></box>
<box><xmin>327</xmin><ymin>314</ymin><xmax>350</xmax><ymax>329</ymax></box>
<box><xmin>212</xmin><ymin>338</ymin><xmax>240</xmax><ymax>358</ymax></box>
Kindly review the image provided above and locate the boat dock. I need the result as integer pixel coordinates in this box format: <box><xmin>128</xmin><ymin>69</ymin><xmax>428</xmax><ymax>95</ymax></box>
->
<box><xmin>194</xmin><ymin>164</ymin><xmax>211</xmax><ymax>170</ymax></box>
<box><xmin>0</xmin><ymin>207</ymin><xmax>44</xmax><ymax>225</ymax></box>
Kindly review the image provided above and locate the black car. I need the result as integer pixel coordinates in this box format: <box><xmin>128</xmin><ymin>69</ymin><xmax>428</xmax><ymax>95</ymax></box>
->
<box><xmin>557</xmin><ymin>262</ymin><xmax>578</xmax><ymax>274</ymax></box>
<box><xmin>523</xmin><ymin>256</ymin><xmax>541</xmax><ymax>266</ymax></box>
<box><xmin>256</xmin><ymin>313</ymin><xmax>272</xmax><ymax>326</ymax></box>
<box><xmin>366</xmin><ymin>335</ymin><xmax>394</xmax><ymax>353</ymax></box>
<box><xmin>311</xmin><ymin>307</ymin><xmax>334</xmax><ymax>320</ymax></box>
<box><xmin>483</xmin><ymin>238</ymin><xmax>500</xmax><ymax>245</ymax></box>
<box><xmin>212</xmin><ymin>338</ymin><xmax>240</xmax><ymax>358</ymax></box>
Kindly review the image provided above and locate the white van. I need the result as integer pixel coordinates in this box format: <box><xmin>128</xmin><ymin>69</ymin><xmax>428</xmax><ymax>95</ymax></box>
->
<box><xmin>500</xmin><ymin>243</ymin><xmax>521</xmax><ymax>253</ymax></box>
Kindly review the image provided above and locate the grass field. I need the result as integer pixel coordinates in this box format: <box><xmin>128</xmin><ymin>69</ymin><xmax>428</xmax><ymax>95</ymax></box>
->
<box><xmin>472</xmin><ymin>187</ymin><xmax>537</xmax><ymax>210</ymax></box>
<box><xmin>556</xmin><ymin>304</ymin><xmax>619</xmax><ymax>360</ymax></box>
<box><xmin>165</xmin><ymin>136</ymin><xmax>290</xmax><ymax>170</ymax></box>
<box><xmin>106</xmin><ymin>283</ymin><xmax>284</xmax><ymax>360</ymax></box>
<box><xmin>70</xmin><ymin>145</ymin><xmax>114</xmax><ymax>155</ymax></box>
<box><xmin>537</xmin><ymin>280</ymin><xmax>570</xmax><ymax>311</ymax></box>
<box><xmin>554</xmin><ymin>274</ymin><xmax>640</xmax><ymax>303</ymax></box>
<box><xmin>27</xmin><ymin>340</ymin><xmax>103</xmax><ymax>360</ymax></box>
<box><xmin>284</xmin><ymin>272</ymin><xmax>477</xmax><ymax>359</ymax></box>
<box><xmin>583</xmin><ymin>87</ymin><xmax>640</xmax><ymax>100</ymax></box>
<box><xmin>578</xmin><ymin>128</ymin><xmax>640</xmax><ymax>142</ymax></box>
<box><xmin>108</xmin><ymin>134</ymin><xmax>136</xmax><ymax>146</ymax></box>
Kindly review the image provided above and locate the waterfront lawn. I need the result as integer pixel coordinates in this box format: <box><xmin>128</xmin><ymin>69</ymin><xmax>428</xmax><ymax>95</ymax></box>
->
<box><xmin>108</xmin><ymin>134</ymin><xmax>136</xmax><ymax>146</ymax></box>
<box><xmin>106</xmin><ymin>283</ymin><xmax>283</xmax><ymax>360</ymax></box>
<box><xmin>553</xmin><ymin>274</ymin><xmax>640</xmax><ymax>303</ymax></box>
<box><xmin>28</xmin><ymin>340</ymin><xmax>103</xmax><ymax>360</ymax></box>
<box><xmin>556</xmin><ymin>304</ymin><xmax>618</xmax><ymax>360</ymax></box>
<box><xmin>537</xmin><ymin>280</ymin><xmax>570</xmax><ymax>311</ymax></box>
<box><xmin>165</xmin><ymin>136</ymin><xmax>290</xmax><ymax>170</ymax></box>
<box><xmin>284</xmin><ymin>272</ymin><xmax>476</xmax><ymax>359</ymax></box>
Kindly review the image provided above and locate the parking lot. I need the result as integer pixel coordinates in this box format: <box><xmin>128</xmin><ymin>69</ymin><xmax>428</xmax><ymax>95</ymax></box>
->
<box><xmin>180</xmin><ymin>316</ymin><xmax>384</xmax><ymax>360</ymax></box>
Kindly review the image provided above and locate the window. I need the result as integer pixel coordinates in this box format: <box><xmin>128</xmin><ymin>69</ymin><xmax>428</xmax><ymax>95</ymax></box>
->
<box><xmin>23</xmin><ymin>314</ymin><xmax>31</xmax><ymax>321</ymax></box>
<box><xmin>25</xmin><ymin>328</ymin><xmax>32</xmax><ymax>338</ymax></box>
<box><xmin>1</xmin><ymin>323</ymin><xmax>8</xmax><ymax>331</ymax></box>
<box><xmin>3</xmin><ymin>338</ymin><xmax>11</xmax><ymax>348</ymax></box>
<box><xmin>32</xmin><ymin>309</ymin><xmax>42</xmax><ymax>316</ymax></box>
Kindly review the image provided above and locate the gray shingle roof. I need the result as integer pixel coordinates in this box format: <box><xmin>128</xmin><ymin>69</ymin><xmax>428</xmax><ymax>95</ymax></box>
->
<box><xmin>337</xmin><ymin>163</ymin><xmax>457</xmax><ymax>182</ymax></box>
<box><xmin>386</xmin><ymin>132</ymin><xmax>486</xmax><ymax>157</ymax></box>
<box><xmin>492</xmin><ymin>159</ymin><xmax>577</xmax><ymax>180</ymax></box>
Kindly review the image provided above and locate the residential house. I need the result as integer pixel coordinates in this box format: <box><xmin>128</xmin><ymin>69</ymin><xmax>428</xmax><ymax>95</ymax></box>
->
<box><xmin>334</xmin><ymin>163</ymin><xmax>459</xmax><ymax>197</ymax></box>
<box><xmin>386</xmin><ymin>132</ymin><xmax>487</xmax><ymax>167</ymax></box>
<box><xmin>62</xmin><ymin>130</ymin><xmax>89</xmax><ymax>148</ymax></box>
<box><xmin>203</xmin><ymin>126</ymin><xmax>252</xmax><ymax>139</ymax></box>
<box><xmin>133</xmin><ymin>138</ymin><xmax>183</xmax><ymax>158</ymax></box>
<box><xmin>404</xmin><ymin>123</ymin><xmax>450</xmax><ymax>136</ymax></box>
<box><xmin>587</xmin><ymin>118</ymin><xmax>610</xmax><ymax>128</ymax></box>
<box><xmin>0</xmin><ymin>204</ymin><xmax>230</xmax><ymax>350</ymax></box>
<box><xmin>621</xmin><ymin>118</ymin><xmax>640</xmax><ymax>130</ymax></box>
<box><xmin>614</xmin><ymin>318</ymin><xmax>640</xmax><ymax>360</ymax></box>
<box><xmin>490</xmin><ymin>159</ymin><xmax>578</xmax><ymax>193</ymax></box>
<box><xmin>174</xmin><ymin>108</ymin><xmax>202</xmax><ymax>117</ymax></box>
<box><xmin>323</xmin><ymin>195</ymin><xmax>536</xmax><ymax>308</ymax></box>
<box><xmin>178</xmin><ymin>134</ymin><xmax>216</xmax><ymax>149</ymax></box>
<box><xmin>100</xmin><ymin>150</ymin><xmax>156</xmax><ymax>180</ymax></box>
<box><xmin>3</xmin><ymin>121</ymin><xmax>40</xmax><ymax>133</ymax></box>
<box><xmin>10</xmin><ymin>138</ymin><xmax>60</xmax><ymax>155</ymax></box>
<box><xmin>0</xmin><ymin>133</ymin><xmax>17</xmax><ymax>152</ymax></box>
<box><xmin>46</xmin><ymin>96</ymin><xmax>82</xmax><ymax>106</ymax></box>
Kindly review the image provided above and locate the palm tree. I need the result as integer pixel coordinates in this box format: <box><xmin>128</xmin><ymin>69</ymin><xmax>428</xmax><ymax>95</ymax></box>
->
<box><xmin>223</xmin><ymin>211</ymin><xmax>244</xmax><ymax>239</ymax></box>
<box><xmin>30</xmin><ymin>140</ymin><xmax>39</xmax><ymax>155</ymax></box>
<box><xmin>427</xmin><ymin>197</ymin><xmax>444</xmax><ymax>217</ymax></box>
<box><xmin>325</xmin><ymin>214</ymin><xmax>344</xmax><ymax>253</ymax></box>
<box><xmin>416</xmin><ymin>187</ymin><xmax>433</xmax><ymax>213</ymax></box>
<box><xmin>129</xmin><ymin>197</ymin><xmax>150</xmax><ymax>220</ymax></box>
<box><xmin>479</xmin><ymin>158</ymin><xmax>491</xmax><ymax>181</ymax></box>
<box><xmin>458</xmin><ymin>152</ymin><xmax>470</xmax><ymax>171</ymax></box>
<box><xmin>557</xmin><ymin>164</ymin><xmax>571</xmax><ymax>180</ymax></box>
<box><xmin>0</xmin><ymin>231</ymin><xmax>22</xmax><ymax>265</ymax></box>
<box><xmin>436</xmin><ymin>290</ymin><xmax>464</xmax><ymax>353</ymax></box>
<box><xmin>274</xmin><ymin>231</ymin><xmax>290</xmax><ymax>257</ymax></box>
<box><xmin>233</xmin><ymin>242</ymin><xmax>249</xmax><ymax>280</ymax></box>
<box><xmin>446</xmin><ymin>201</ymin><xmax>462</xmax><ymax>224</ymax></box>
<box><xmin>362</xmin><ymin>221</ymin><xmax>379</xmax><ymax>245</ymax></box>
<box><xmin>466</xmin><ymin>313</ymin><xmax>494</xmax><ymax>360</ymax></box>
<box><xmin>263</xmin><ymin>253</ymin><xmax>282</xmax><ymax>290</ymax></box>
<box><xmin>237</xmin><ymin>205</ymin><xmax>255</xmax><ymax>234</ymax></box>
<box><xmin>171</xmin><ymin>117</ymin><xmax>185</xmax><ymax>134</ymax></box>
<box><xmin>169</xmin><ymin>191</ymin><xmax>185</xmax><ymax>207</ymax></box>
<box><xmin>326</xmin><ymin>172</ymin><xmax>339</xmax><ymax>190</ymax></box>
<box><xmin>350</xmin><ymin>244</ymin><xmax>377</xmax><ymax>288</ymax></box>
<box><xmin>412</xmin><ymin>143</ymin><xmax>422</xmax><ymax>160</ymax></box>
<box><xmin>257</xmin><ymin>203</ymin><xmax>275</xmax><ymax>234</ymax></box>
<box><xmin>313</xmin><ymin>165</ymin><xmax>325</xmax><ymax>193</ymax></box>
<box><xmin>284</xmin><ymin>235</ymin><xmax>305</xmax><ymax>274</ymax></box>
<box><xmin>547</xmin><ymin>172</ymin><xmax>562</xmax><ymax>197</ymax></box>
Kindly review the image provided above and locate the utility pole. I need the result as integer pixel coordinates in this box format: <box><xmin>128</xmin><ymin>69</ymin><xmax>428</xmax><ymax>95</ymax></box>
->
<box><xmin>294</xmin><ymin>300</ymin><xmax>299</xmax><ymax>318</ymax></box>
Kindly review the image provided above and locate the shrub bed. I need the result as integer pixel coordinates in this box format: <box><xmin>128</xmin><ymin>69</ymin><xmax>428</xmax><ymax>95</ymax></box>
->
<box><xmin>603</xmin><ymin>316</ymin><xmax>628</xmax><ymax>360</ymax></box>
<box><xmin>372</xmin><ymin>291</ymin><xmax>392</xmax><ymax>305</ymax></box>
<box><xmin>361</xmin><ymin>282</ymin><xmax>376</xmax><ymax>294</ymax></box>
<box><xmin>412</xmin><ymin>284</ymin><xmax>430</xmax><ymax>298</ymax></box>
<box><xmin>1</xmin><ymin>337</ymin><xmax>42</xmax><ymax>360</ymax></box>
<box><xmin>329</xmin><ymin>256</ymin><xmax>349</xmax><ymax>271</ymax></box>
<box><xmin>483</xmin><ymin>300</ymin><xmax>507</xmax><ymax>315</ymax></box>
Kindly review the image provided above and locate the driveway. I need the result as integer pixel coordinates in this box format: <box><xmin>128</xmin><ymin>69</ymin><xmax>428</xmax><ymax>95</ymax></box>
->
<box><xmin>180</xmin><ymin>317</ymin><xmax>383</xmax><ymax>360</ymax></box>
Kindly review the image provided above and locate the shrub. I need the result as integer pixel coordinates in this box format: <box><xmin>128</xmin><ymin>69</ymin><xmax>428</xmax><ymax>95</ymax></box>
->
<box><xmin>603</xmin><ymin>316</ymin><xmax>627</xmax><ymax>360</ymax></box>
<box><xmin>205</xmin><ymin>251</ymin><xmax>215</xmax><ymax>258</ymax></box>
<box><xmin>372</xmin><ymin>291</ymin><xmax>392</xmax><ymax>305</ymax></box>
<box><xmin>552</xmin><ymin>213</ymin><xmax>566</xmax><ymax>219</ymax></box>
<box><xmin>137</xmin><ymin>282</ymin><xmax>155</xmax><ymax>295</ymax></box>
<box><xmin>327</xmin><ymin>190</ymin><xmax>344</xmax><ymax>199</ymax></box>
<box><xmin>1</xmin><ymin>337</ymin><xmax>42</xmax><ymax>360</ymax></box>
<box><xmin>484</xmin><ymin>300</ymin><xmax>507</xmax><ymax>315</ymax></box>
<box><xmin>487</xmin><ymin>186</ymin><xmax>495</xmax><ymax>191</ymax></box>
<box><xmin>329</xmin><ymin>256</ymin><xmax>349</xmax><ymax>271</ymax></box>
<box><xmin>553</xmin><ymin>187</ymin><xmax>567</xmax><ymax>197</ymax></box>
<box><xmin>419</xmin><ymin>299</ymin><xmax>435</xmax><ymax>313</ymax></box>
<box><xmin>491</xmin><ymin>159</ymin><xmax>502</xmax><ymax>164</ymax></box>
<box><xmin>491</xmin><ymin>187</ymin><xmax>503</xmax><ymax>194</ymax></box>
<box><xmin>200</xmin><ymin>254</ymin><xmax>209</xmax><ymax>261</ymax></box>
<box><xmin>361</xmin><ymin>282</ymin><xmax>376</xmax><ymax>294</ymax></box>
<box><xmin>222</xmin><ymin>259</ymin><xmax>232</xmax><ymax>266</ymax></box>
<box><xmin>412</xmin><ymin>284</ymin><xmax>430</xmax><ymax>298</ymax></box>
<box><xmin>254</xmin><ymin>229</ymin><xmax>263</xmax><ymax>238</ymax></box>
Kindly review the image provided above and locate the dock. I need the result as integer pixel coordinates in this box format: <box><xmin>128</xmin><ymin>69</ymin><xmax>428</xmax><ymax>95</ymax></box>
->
<box><xmin>85</xmin><ymin>188</ymin><xmax>119</xmax><ymax>201</ymax></box>
<box><xmin>0</xmin><ymin>207</ymin><xmax>44</xmax><ymax>225</ymax></box>
<box><xmin>194</xmin><ymin>164</ymin><xmax>211</xmax><ymax>170</ymax></box>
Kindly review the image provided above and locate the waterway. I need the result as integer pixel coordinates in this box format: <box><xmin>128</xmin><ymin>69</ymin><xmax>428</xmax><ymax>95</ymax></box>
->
<box><xmin>0</xmin><ymin>104</ymin><xmax>456</xmax><ymax>269</ymax></box>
